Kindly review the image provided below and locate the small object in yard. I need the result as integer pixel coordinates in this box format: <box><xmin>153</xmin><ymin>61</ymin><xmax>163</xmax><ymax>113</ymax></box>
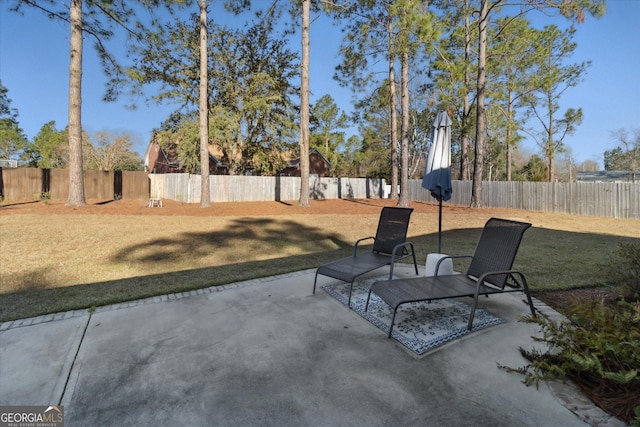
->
<box><xmin>148</xmin><ymin>198</ymin><xmax>162</xmax><ymax>208</ymax></box>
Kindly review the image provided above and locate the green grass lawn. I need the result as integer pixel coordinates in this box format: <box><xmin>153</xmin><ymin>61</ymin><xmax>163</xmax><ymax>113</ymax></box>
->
<box><xmin>1</xmin><ymin>209</ymin><xmax>637</xmax><ymax>322</ymax></box>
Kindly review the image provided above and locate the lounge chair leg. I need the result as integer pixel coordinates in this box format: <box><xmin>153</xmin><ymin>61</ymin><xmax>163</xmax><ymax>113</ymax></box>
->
<box><xmin>519</xmin><ymin>274</ymin><xmax>537</xmax><ymax>318</ymax></box>
<box><xmin>467</xmin><ymin>296</ymin><xmax>479</xmax><ymax>330</ymax></box>
<box><xmin>410</xmin><ymin>244</ymin><xmax>418</xmax><ymax>275</ymax></box>
<box><xmin>312</xmin><ymin>271</ymin><xmax>320</xmax><ymax>294</ymax></box>
<box><xmin>525</xmin><ymin>292</ymin><xmax>536</xmax><ymax>318</ymax></box>
<box><xmin>388</xmin><ymin>309</ymin><xmax>398</xmax><ymax>338</ymax></box>
<box><xmin>365</xmin><ymin>290</ymin><xmax>372</xmax><ymax>311</ymax></box>
<box><xmin>348</xmin><ymin>281</ymin><xmax>354</xmax><ymax>308</ymax></box>
<box><xmin>467</xmin><ymin>309</ymin><xmax>476</xmax><ymax>330</ymax></box>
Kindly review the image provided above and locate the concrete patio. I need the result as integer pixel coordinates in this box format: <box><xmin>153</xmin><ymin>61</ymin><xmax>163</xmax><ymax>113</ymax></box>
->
<box><xmin>0</xmin><ymin>266</ymin><xmax>623</xmax><ymax>426</ymax></box>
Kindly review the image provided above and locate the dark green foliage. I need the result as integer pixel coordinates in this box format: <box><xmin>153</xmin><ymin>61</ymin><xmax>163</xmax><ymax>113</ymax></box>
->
<box><xmin>516</xmin><ymin>300</ymin><xmax>640</xmax><ymax>424</ymax></box>
<box><xmin>309</xmin><ymin>94</ymin><xmax>350</xmax><ymax>176</ymax></box>
<box><xmin>11</xmin><ymin>0</ymin><xmax>189</xmax><ymax>102</ymax></box>
<box><xmin>129</xmin><ymin>16</ymin><xmax>298</xmax><ymax>175</ymax></box>
<box><xmin>513</xmin><ymin>154</ymin><xmax>547</xmax><ymax>181</ymax></box>
<box><xmin>506</xmin><ymin>243</ymin><xmax>640</xmax><ymax>424</ymax></box>
<box><xmin>604</xmin><ymin>146</ymin><xmax>627</xmax><ymax>171</ymax></box>
<box><xmin>604</xmin><ymin>129</ymin><xmax>640</xmax><ymax>175</ymax></box>
<box><xmin>610</xmin><ymin>242</ymin><xmax>640</xmax><ymax>300</ymax></box>
<box><xmin>0</xmin><ymin>82</ymin><xmax>27</xmax><ymax>160</ymax></box>
<box><xmin>22</xmin><ymin>121</ymin><xmax>68</xmax><ymax>168</ymax></box>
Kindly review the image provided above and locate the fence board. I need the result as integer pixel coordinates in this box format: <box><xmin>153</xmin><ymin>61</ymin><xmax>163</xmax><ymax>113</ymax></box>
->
<box><xmin>149</xmin><ymin>174</ymin><xmax>386</xmax><ymax>204</ymax></box>
<box><xmin>0</xmin><ymin>168</ymin><xmax>151</xmax><ymax>201</ymax></box>
<box><xmin>408</xmin><ymin>179</ymin><xmax>638</xmax><ymax>219</ymax></box>
<box><xmin>121</xmin><ymin>171</ymin><xmax>150</xmax><ymax>200</ymax></box>
<box><xmin>48</xmin><ymin>168</ymin><xmax>67</xmax><ymax>199</ymax></box>
<box><xmin>1</xmin><ymin>168</ymin><xmax>41</xmax><ymax>200</ymax></box>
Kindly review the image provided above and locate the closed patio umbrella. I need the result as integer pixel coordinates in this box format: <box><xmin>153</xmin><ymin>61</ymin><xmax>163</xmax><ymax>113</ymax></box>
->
<box><xmin>422</xmin><ymin>111</ymin><xmax>452</xmax><ymax>253</ymax></box>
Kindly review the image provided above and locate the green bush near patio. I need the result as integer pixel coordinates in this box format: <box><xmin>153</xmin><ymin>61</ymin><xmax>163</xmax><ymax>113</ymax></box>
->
<box><xmin>506</xmin><ymin>243</ymin><xmax>640</xmax><ymax>425</ymax></box>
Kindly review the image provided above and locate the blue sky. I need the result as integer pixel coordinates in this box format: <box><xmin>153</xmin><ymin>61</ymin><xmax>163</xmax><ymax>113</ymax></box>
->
<box><xmin>1</xmin><ymin>1</ymin><xmax>639</xmax><ymax>167</ymax></box>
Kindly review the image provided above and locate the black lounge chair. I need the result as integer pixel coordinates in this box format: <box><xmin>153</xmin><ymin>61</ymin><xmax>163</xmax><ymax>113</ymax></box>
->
<box><xmin>313</xmin><ymin>207</ymin><xmax>418</xmax><ymax>307</ymax></box>
<box><xmin>366</xmin><ymin>217</ymin><xmax>536</xmax><ymax>337</ymax></box>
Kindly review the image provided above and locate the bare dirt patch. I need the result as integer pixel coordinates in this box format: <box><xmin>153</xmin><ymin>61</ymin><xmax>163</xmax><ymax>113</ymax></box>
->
<box><xmin>3</xmin><ymin>197</ymin><xmax>633</xmax><ymax>235</ymax></box>
<box><xmin>1</xmin><ymin>197</ymin><xmax>466</xmax><ymax>216</ymax></box>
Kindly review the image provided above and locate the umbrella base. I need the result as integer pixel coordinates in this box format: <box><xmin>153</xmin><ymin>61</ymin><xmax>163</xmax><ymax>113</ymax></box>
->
<box><xmin>425</xmin><ymin>253</ymin><xmax>455</xmax><ymax>277</ymax></box>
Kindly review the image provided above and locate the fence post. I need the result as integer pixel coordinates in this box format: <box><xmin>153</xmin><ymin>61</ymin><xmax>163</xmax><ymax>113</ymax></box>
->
<box><xmin>114</xmin><ymin>170</ymin><xmax>123</xmax><ymax>200</ymax></box>
<box><xmin>42</xmin><ymin>169</ymin><xmax>50</xmax><ymax>197</ymax></box>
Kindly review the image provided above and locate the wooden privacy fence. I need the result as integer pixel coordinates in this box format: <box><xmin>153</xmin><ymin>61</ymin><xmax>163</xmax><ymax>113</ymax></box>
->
<box><xmin>150</xmin><ymin>174</ymin><xmax>638</xmax><ymax>219</ymax></box>
<box><xmin>0</xmin><ymin>168</ymin><xmax>150</xmax><ymax>201</ymax></box>
<box><xmin>149</xmin><ymin>174</ymin><xmax>386</xmax><ymax>203</ymax></box>
<box><xmin>409</xmin><ymin>180</ymin><xmax>640</xmax><ymax>219</ymax></box>
<box><xmin>2</xmin><ymin>168</ymin><xmax>638</xmax><ymax>219</ymax></box>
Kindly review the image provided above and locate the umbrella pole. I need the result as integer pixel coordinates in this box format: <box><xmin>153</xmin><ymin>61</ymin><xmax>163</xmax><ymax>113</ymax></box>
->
<box><xmin>438</xmin><ymin>197</ymin><xmax>443</xmax><ymax>253</ymax></box>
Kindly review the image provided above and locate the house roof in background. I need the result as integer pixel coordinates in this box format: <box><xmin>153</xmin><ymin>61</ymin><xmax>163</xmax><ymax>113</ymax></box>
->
<box><xmin>286</xmin><ymin>149</ymin><xmax>332</xmax><ymax>168</ymax></box>
<box><xmin>576</xmin><ymin>171</ymin><xmax>634</xmax><ymax>182</ymax></box>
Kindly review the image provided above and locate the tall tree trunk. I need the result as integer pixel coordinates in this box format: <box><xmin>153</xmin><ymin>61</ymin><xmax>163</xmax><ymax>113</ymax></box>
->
<box><xmin>398</xmin><ymin>50</ymin><xmax>410</xmax><ymax>208</ymax></box>
<box><xmin>199</xmin><ymin>0</ymin><xmax>210</xmax><ymax>207</ymax></box>
<box><xmin>298</xmin><ymin>0</ymin><xmax>310</xmax><ymax>207</ymax></box>
<box><xmin>388</xmin><ymin>20</ymin><xmax>398</xmax><ymax>199</ymax></box>
<box><xmin>546</xmin><ymin>92</ymin><xmax>555</xmax><ymax>182</ymax></box>
<box><xmin>66</xmin><ymin>0</ymin><xmax>85</xmax><ymax>206</ymax></box>
<box><xmin>506</xmin><ymin>91</ymin><xmax>513</xmax><ymax>181</ymax></box>
<box><xmin>461</xmin><ymin>2</ymin><xmax>472</xmax><ymax>181</ymax></box>
<box><xmin>471</xmin><ymin>0</ymin><xmax>488</xmax><ymax>208</ymax></box>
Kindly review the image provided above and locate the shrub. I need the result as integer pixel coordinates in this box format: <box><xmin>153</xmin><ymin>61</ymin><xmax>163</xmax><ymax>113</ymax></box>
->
<box><xmin>512</xmin><ymin>300</ymin><xmax>640</xmax><ymax>424</ymax></box>
<box><xmin>504</xmin><ymin>243</ymin><xmax>640</xmax><ymax>424</ymax></box>
<box><xmin>611</xmin><ymin>242</ymin><xmax>640</xmax><ymax>300</ymax></box>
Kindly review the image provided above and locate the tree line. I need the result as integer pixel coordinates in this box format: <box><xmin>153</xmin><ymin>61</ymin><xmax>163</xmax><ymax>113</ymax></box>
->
<box><xmin>0</xmin><ymin>104</ymin><xmax>143</xmax><ymax>172</ymax></box>
<box><xmin>2</xmin><ymin>0</ymin><xmax>638</xmax><ymax>206</ymax></box>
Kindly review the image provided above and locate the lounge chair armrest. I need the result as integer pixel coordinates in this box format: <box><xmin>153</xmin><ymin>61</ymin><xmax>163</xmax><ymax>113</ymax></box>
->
<box><xmin>386</xmin><ymin>241</ymin><xmax>417</xmax><ymax>279</ymax></box>
<box><xmin>474</xmin><ymin>269</ymin><xmax>527</xmax><ymax>292</ymax></box>
<box><xmin>435</xmin><ymin>254</ymin><xmax>471</xmax><ymax>276</ymax></box>
<box><xmin>353</xmin><ymin>236</ymin><xmax>375</xmax><ymax>256</ymax></box>
<box><xmin>391</xmin><ymin>241</ymin><xmax>415</xmax><ymax>260</ymax></box>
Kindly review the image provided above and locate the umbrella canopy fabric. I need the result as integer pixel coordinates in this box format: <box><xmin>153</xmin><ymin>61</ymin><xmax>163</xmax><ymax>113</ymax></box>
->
<box><xmin>422</xmin><ymin>111</ymin><xmax>452</xmax><ymax>202</ymax></box>
<box><xmin>422</xmin><ymin>111</ymin><xmax>453</xmax><ymax>254</ymax></box>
